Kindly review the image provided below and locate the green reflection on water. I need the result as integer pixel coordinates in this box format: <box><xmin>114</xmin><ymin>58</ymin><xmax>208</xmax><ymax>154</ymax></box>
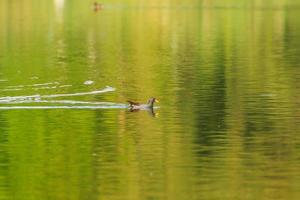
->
<box><xmin>0</xmin><ymin>0</ymin><xmax>300</xmax><ymax>200</ymax></box>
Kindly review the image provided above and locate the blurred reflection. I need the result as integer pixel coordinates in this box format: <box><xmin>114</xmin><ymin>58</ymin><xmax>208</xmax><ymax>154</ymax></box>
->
<box><xmin>54</xmin><ymin>0</ymin><xmax>64</xmax><ymax>23</ymax></box>
<box><xmin>129</xmin><ymin>107</ymin><xmax>159</xmax><ymax>117</ymax></box>
<box><xmin>93</xmin><ymin>2</ymin><xmax>103</xmax><ymax>12</ymax></box>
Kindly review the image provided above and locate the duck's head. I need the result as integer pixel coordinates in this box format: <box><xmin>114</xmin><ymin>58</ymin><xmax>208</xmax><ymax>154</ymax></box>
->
<box><xmin>148</xmin><ymin>97</ymin><xmax>159</xmax><ymax>106</ymax></box>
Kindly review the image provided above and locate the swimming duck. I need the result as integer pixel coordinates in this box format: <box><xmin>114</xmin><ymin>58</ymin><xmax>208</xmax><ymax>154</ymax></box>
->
<box><xmin>127</xmin><ymin>98</ymin><xmax>159</xmax><ymax>110</ymax></box>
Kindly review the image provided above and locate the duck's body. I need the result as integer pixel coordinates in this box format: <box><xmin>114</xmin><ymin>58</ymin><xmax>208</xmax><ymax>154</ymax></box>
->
<box><xmin>127</xmin><ymin>98</ymin><xmax>158</xmax><ymax>110</ymax></box>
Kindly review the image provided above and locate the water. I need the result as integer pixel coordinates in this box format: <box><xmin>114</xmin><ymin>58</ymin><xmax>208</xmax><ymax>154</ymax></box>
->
<box><xmin>0</xmin><ymin>0</ymin><xmax>300</xmax><ymax>199</ymax></box>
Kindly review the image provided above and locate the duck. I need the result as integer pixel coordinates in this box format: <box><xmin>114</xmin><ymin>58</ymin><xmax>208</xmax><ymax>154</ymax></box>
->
<box><xmin>127</xmin><ymin>97</ymin><xmax>159</xmax><ymax>111</ymax></box>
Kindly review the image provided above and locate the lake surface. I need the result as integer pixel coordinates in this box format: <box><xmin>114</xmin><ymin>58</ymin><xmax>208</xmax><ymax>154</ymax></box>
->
<box><xmin>0</xmin><ymin>0</ymin><xmax>300</xmax><ymax>199</ymax></box>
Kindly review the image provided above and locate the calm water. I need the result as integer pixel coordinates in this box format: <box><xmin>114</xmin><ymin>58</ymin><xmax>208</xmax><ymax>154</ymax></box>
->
<box><xmin>0</xmin><ymin>0</ymin><xmax>300</xmax><ymax>200</ymax></box>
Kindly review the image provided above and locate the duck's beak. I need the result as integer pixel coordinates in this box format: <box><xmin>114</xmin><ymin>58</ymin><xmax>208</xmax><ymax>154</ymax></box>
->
<box><xmin>155</xmin><ymin>99</ymin><xmax>159</xmax><ymax>103</ymax></box>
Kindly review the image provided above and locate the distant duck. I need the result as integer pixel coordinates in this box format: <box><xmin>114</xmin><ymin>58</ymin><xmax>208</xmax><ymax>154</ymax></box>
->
<box><xmin>93</xmin><ymin>2</ymin><xmax>103</xmax><ymax>11</ymax></box>
<box><xmin>127</xmin><ymin>98</ymin><xmax>159</xmax><ymax>110</ymax></box>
